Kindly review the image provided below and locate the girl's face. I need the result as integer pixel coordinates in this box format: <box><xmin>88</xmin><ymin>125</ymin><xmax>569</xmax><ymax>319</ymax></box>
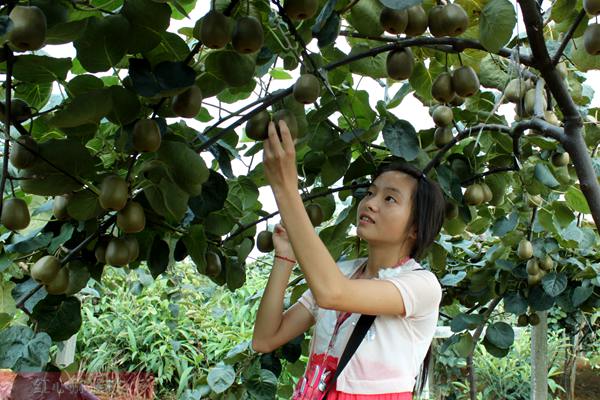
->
<box><xmin>356</xmin><ymin>170</ymin><xmax>417</xmax><ymax>244</ymax></box>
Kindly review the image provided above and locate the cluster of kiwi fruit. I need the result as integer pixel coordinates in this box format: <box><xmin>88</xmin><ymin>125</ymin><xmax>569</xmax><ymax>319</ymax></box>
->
<box><xmin>431</xmin><ymin>105</ymin><xmax>455</xmax><ymax>148</ymax></box>
<box><xmin>1</xmin><ymin>133</ymin><xmax>39</xmax><ymax>232</ymax></box>
<box><xmin>245</xmin><ymin>108</ymin><xmax>299</xmax><ymax>141</ymax></box>
<box><xmin>432</xmin><ymin>67</ymin><xmax>480</xmax><ymax>104</ymax></box>
<box><xmin>583</xmin><ymin>0</ymin><xmax>600</xmax><ymax>55</ymax></box>
<box><xmin>517</xmin><ymin>311</ymin><xmax>541</xmax><ymax>326</ymax></box>
<box><xmin>94</xmin><ymin>235</ymin><xmax>140</xmax><ymax>268</ymax></box>
<box><xmin>551</xmin><ymin>150</ymin><xmax>570</xmax><ymax>167</ymax></box>
<box><xmin>505</xmin><ymin>77</ymin><xmax>564</xmax><ymax>125</ymax></box>
<box><xmin>196</xmin><ymin>9</ymin><xmax>264</xmax><ymax>54</ymax></box>
<box><xmin>6</xmin><ymin>5</ymin><xmax>47</xmax><ymax>52</ymax></box>
<box><xmin>30</xmin><ymin>255</ymin><xmax>69</xmax><ymax>295</ymax></box>
<box><xmin>525</xmin><ymin>254</ymin><xmax>554</xmax><ymax>286</ymax></box>
<box><xmin>380</xmin><ymin>2</ymin><xmax>469</xmax><ymax>38</ymax></box>
<box><xmin>256</xmin><ymin>203</ymin><xmax>324</xmax><ymax>253</ymax></box>
<box><xmin>463</xmin><ymin>181</ymin><xmax>493</xmax><ymax>206</ymax></box>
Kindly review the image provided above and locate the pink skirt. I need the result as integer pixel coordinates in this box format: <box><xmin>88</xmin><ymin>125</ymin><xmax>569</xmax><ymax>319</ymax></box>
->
<box><xmin>326</xmin><ymin>391</ymin><xmax>412</xmax><ymax>399</ymax></box>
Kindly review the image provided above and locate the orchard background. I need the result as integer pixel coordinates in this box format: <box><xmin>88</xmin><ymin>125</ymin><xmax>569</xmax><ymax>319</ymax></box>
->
<box><xmin>0</xmin><ymin>0</ymin><xmax>599</xmax><ymax>399</ymax></box>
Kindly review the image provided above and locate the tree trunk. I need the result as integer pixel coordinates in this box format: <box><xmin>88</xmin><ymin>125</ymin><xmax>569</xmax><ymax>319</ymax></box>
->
<box><xmin>531</xmin><ymin>311</ymin><xmax>548</xmax><ymax>400</ymax></box>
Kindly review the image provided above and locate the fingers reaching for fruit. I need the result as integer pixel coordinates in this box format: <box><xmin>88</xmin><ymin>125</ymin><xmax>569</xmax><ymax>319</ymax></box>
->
<box><xmin>262</xmin><ymin>120</ymin><xmax>299</xmax><ymax>196</ymax></box>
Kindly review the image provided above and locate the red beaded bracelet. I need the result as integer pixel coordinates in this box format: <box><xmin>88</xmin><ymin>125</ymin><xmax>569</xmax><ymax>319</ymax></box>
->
<box><xmin>275</xmin><ymin>254</ymin><xmax>297</xmax><ymax>264</ymax></box>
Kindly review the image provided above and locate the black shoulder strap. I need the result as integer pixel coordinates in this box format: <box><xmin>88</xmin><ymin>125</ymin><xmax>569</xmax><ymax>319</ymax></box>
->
<box><xmin>320</xmin><ymin>267</ymin><xmax>428</xmax><ymax>398</ymax></box>
<box><xmin>321</xmin><ymin>314</ymin><xmax>376</xmax><ymax>398</ymax></box>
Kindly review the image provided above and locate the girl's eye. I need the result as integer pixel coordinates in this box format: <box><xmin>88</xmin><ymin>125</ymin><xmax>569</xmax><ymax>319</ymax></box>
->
<box><xmin>365</xmin><ymin>191</ymin><xmax>396</xmax><ymax>203</ymax></box>
<box><xmin>386</xmin><ymin>196</ymin><xmax>396</xmax><ymax>203</ymax></box>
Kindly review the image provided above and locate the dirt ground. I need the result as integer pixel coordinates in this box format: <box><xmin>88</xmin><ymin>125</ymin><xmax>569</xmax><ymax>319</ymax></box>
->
<box><xmin>571</xmin><ymin>364</ymin><xmax>600</xmax><ymax>400</ymax></box>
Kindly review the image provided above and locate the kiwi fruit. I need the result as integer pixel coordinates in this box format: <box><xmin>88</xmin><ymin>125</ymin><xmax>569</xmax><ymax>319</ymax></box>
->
<box><xmin>452</xmin><ymin>66</ymin><xmax>479</xmax><ymax>98</ymax></box>
<box><xmin>30</xmin><ymin>255</ymin><xmax>60</xmax><ymax>284</ymax></box>
<box><xmin>551</xmin><ymin>151</ymin><xmax>570</xmax><ymax>167</ymax></box>
<box><xmin>246</xmin><ymin>110</ymin><xmax>271</xmax><ymax>140</ymax></box>
<box><xmin>528</xmin><ymin>312</ymin><xmax>540</xmax><ymax>325</ymax></box>
<box><xmin>198</xmin><ymin>10</ymin><xmax>232</xmax><ymax>49</ymax></box>
<box><xmin>584</xmin><ymin>0</ymin><xmax>600</xmax><ymax>15</ymax></box>
<box><xmin>172</xmin><ymin>85</ymin><xmax>203</xmax><ymax>118</ymax></box>
<box><xmin>293</xmin><ymin>74</ymin><xmax>321</xmax><ymax>104</ymax></box>
<box><xmin>526</xmin><ymin>259</ymin><xmax>540</xmax><ymax>275</ymax></box>
<box><xmin>386</xmin><ymin>48</ymin><xmax>414</xmax><ymax>80</ymax></box>
<box><xmin>543</xmin><ymin>110</ymin><xmax>560</xmax><ymax>126</ymax></box>
<box><xmin>443</xmin><ymin>3</ymin><xmax>469</xmax><ymax>37</ymax></box>
<box><xmin>1</xmin><ymin>197</ymin><xmax>30</xmax><ymax>231</ymax></box>
<box><xmin>272</xmin><ymin>109</ymin><xmax>299</xmax><ymax>140</ymax></box>
<box><xmin>7</xmin><ymin>5</ymin><xmax>47</xmax><ymax>51</ymax></box>
<box><xmin>379</xmin><ymin>7</ymin><xmax>408</xmax><ymax>34</ymax></box>
<box><xmin>434</xmin><ymin>126</ymin><xmax>453</xmax><ymax>148</ymax></box>
<box><xmin>99</xmin><ymin>175</ymin><xmax>129</xmax><ymax>211</ymax></box>
<box><xmin>480</xmin><ymin>182</ymin><xmax>493</xmax><ymax>203</ymax></box>
<box><xmin>448</xmin><ymin>94</ymin><xmax>465</xmax><ymax>107</ymax></box>
<box><xmin>232</xmin><ymin>16</ymin><xmax>264</xmax><ymax>54</ymax></box>
<box><xmin>517</xmin><ymin>314</ymin><xmax>529</xmax><ymax>326</ymax></box>
<box><xmin>9</xmin><ymin>135</ymin><xmax>38</xmax><ymax>169</ymax></box>
<box><xmin>524</xmin><ymin>88</ymin><xmax>547</xmax><ymax>116</ymax></box>
<box><xmin>174</xmin><ymin>240</ymin><xmax>188</xmax><ymax>261</ymax></box>
<box><xmin>445</xmin><ymin>201</ymin><xmax>459</xmax><ymax>219</ymax></box>
<box><xmin>123</xmin><ymin>235</ymin><xmax>139</xmax><ymax>263</ymax></box>
<box><xmin>583</xmin><ymin>24</ymin><xmax>600</xmax><ymax>55</ymax></box>
<box><xmin>431</xmin><ymin>72</ymin><xmax>455</xmax><ymax>103</ymax></box>
<box><xmin>504</xmin><ymin>78</ymin><xmax>527</xmax><ymax>103</ymax></box>
<box><xmin>45</xmin><ymin>267</ymin><xmax>69</xmax><ymax>295</ymax></box>
<box><xmin>432</xmin><ymin>105</ymin><xmax>453</xmax><ymax>126</ymax></box>
<box><xmin>527</xmin><ymin>273</ymin><xmax>542</xmax><ymax>286</ymax></box>
<box><xmin>0</xmin><ymin>99</ymin><xmax>33</xmax><ymax>123</ymax></box>
<box><xmin>53</xmin><ymin>195</ymin><xmax>70</xmax><ymax>220</ymax></box>
<box><xmin>517</xmin><ymin>238</ymin><xmax>533</xmax><ymax>259</ymax></box>
<box><xmin>428</xmin><ymin>5</ymin><xmax>448</xmax><ymax>37</ymax></box>
<box><xmin>556</xmin><ymin>61</ymin><xmax>568</xmax><ymax>79</ymax></box>
<box><xmin>132</xmin><ymin>119</ymin><xmax>161</xmax><ymax>152</ymax></box>
<box><xmin>117</xmin><ymin>201</ymin><xmax>146</xmax><ymax>233</ymax></box>
<box><xmin>105</xmin><ymin>237</ymin><xmax>130</xmax><ymax>267</ymax></box>
<box><xmin>95</xmin><ymin>242</ymin><xmax>107</xmax><ymax>264</ymax></box>
<box><xmin>206</xmin><ymin>250</ymin><xmax>222</xmax><ymax>277</ymax></box>
<box><xmin>528</xmin><ymin>194</ymin><xmax>543</xmax><ymax>208</ymax></box>
<box><xmin>284</xmin><ymin>0</ymin><xmax>319</xmax><ymax>20</ymax></box>
<box><xmin>306</xmin><ymin>203</ymin><xmax>323</xmax><ymax>226</ymax></box>
<box><xmin>539</xmin><ymin>255</ymin><xmax>554</xmax><ymax>271</ymax></box>
<box><xmin>405</xmin><ymin>5</ymin><xmax>428</xmax><ymax>36</ymax></box>
<box><xmin>464</xmin><ymin>183</ymin><xmax>484</xmax><ymax>206</ymax></box>
<box><xmin>257</xmin><ymin>230</ymin><xmax>274</xmax><ymax>253</ymax></box>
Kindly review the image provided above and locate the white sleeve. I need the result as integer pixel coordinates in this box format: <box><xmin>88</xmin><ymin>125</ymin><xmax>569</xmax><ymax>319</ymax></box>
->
<box><xmin>379</xmin><ymin>270</ymin><xmax>442</xmax><ymax>318</ymax></box>
<box><xmin>297</xmin><ymin>288</ymin><xmax>319</xmax><ymax>317</ymax></box>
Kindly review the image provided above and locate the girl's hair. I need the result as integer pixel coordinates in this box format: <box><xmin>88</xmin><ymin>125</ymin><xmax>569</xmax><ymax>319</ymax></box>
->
<box><xmin>369</xmin><ymin>159</ymin><xmax>445</xmax><ymax>398</ymax></box>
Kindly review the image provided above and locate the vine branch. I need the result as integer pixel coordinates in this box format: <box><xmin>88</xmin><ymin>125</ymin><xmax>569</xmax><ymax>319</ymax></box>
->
<box><xmin>551</xmin><ymin>9</ymin><xmax>586</xmax><ymax>66</ymax></box>
<box><xmin>0</xmin><ymin>44</ymin><xmax>13</xmax><ymax>216</ymax></box>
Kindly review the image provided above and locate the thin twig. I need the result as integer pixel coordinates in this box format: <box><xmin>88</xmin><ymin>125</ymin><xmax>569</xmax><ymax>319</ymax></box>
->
<box><xmin>0</xmin><ymin>45</ymin><xmax>13</xmax><ymax>216</ymax></box>
<box><xmin>551</xmin><ymin>10</ymin><xmax>586</xmax><ymax>66</ymax></box>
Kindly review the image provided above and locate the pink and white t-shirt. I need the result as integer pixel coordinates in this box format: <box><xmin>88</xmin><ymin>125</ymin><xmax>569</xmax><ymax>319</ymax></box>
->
<box><xmin>293</xmin><ymin>256</ymin><xmax>441</xmax><ymax>398</ymax></box>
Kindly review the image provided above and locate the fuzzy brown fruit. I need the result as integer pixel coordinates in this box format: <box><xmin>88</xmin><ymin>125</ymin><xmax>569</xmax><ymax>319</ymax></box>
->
<box><xmin>172</xmin><ymin>86</ymin><xmax>203</xmax><ymax>118</ymax></box>
<box><xmin>386</xmin><ymin>48</ymin><xmax>414</xmax><ymax>80</ymax></box>
<box><xmin>31</xmin><ymin>255</ymin><xmax>60</xmax><ymax>285</ymax></box>
<box><xmin>584</xmin><ymin>0</ymin><xmax>600</xmax><ymax>16</ymax></box>
<box><xmin>257</xmin><ymin>230</ymin><xmax>274</xmax><ymax>253</ymax></box>
<box><xmin>452</xmin><ymin>66</ymin><xmax>479</xmax><ymax>98</ymax></box>
<box><xmin>272</xmin><ymin>109</ymin><xmax>299</xmax><ymax>140</ymax></box>
<box><xmin>123</xmin><ymin>236</ymin><xmax>139</xmax><ymax>263</ymax></box>
<box><xmin>405</xmin><ymin>5</ymin><xmax>428</xmax><ymax>36</ymax></box>
<box><xmin>105</xmin><ymin>237</ymin><xmax>130</xmax><ymax>267</ymax></box>
<box><xmin>293</xmin><ymin>74</ymin><xmax>321</xmax><ymax>104</ymax></box>
<box><xmin>245</xmin><ymin>110</ymin><xmax>271</xmax><ymax>141</ymax></box>
<box><xmin>480</xmin><ymin>183</ymin><xmax>493</xmax><ymax>203</ymax></box>
<box><xmin>53</xmin><ymin>195</ymin><xmax>70</xmax><ymax>220</ymax></box>
<box><xmin>551</xmin><ymin>151</ymin><xmax>570</xmax><ymax>167</ymax></box>
<box><xmin>284</xmin><ymin>0</ymin><xmax>319</xmax><ymax>20</ymax></box>
<box><xmin>434</xmin><ymin>126</ymin><xmax>453</xmax><ymax>148</ymax></box>
<box><xmin>584</xmin><ymin>24</ymin><xmax>600</xmax><ymax>55</ymax></box>
<box><xmin>132</xmin><ymin>119</ymin><xmax>161</xmax><ymax>152</ymax></box>
<box><xmin>7</xmin><ymin>5</ymin><xmax>47</xmax><ymax>51</ymax></box>
<box><xmin>443</xmin><ymin>4</ymin><xmax>469</xmax><ymax>37</ymax></box>
<box><xmin>526</xmin><ymin>259</ymin><xmax>540</xmax><ymax>275</ymax></box>
<box><xmin>1</xmin><ymin>197</ymin><xmax>30</xmax><ymax>231</ymax></box>
<box><xmin>99</xmin><ymin>175</ymin><xmax>129</xmax><ymax>211</ymax></box>
<box><xmin>206</xmin><ymin>251</ymin><xmax>222</xmax><ymax>277</ymax></box>
<box><xmin>45</xmin><ymin>267</ymin><xmax>69</xmax><ymax>295</ymax></box>
<box><xmin>9</xmin><ymin>135</ymin><xmax>38</xmax><ymax>169</ymax></box>
<box><xmin>117</xmin><ymin>201</ymin><xmax>146</xmax><ymax>233</ymax></box>
<box><xmin>428</xmin><ymin>5</ymin><xmax>447</xmax><ymax>37</ymax></box>
<box><xmin>232</xmin><ymin>16</ymin><xmax>264</xmax><ymax>54</ymax></box>
<box><xmin>432</xmin><ymin>105</ymin><xmax>453</xmax><ymax>127</ymax></box>
<box><xmin>306</xmin><ymin>203</ymin><xmax>324</xmax><ymax>227</ymax></box>
<box><xmin>517</xmin><ymin>238</ymin><xmax>533</xmax><ymax>259</ymax></box>
<box><xmin>464</xmin><ymin>183</ymin><xmax>484</xmax><ymax>206</ymax></box>
<box><xmin>504</xmin><ymin>79</ymin><xmax>528</xmax><ymax>103</ymax></box>
<box><xmin>431</xmin><ymin>72</ymin><xmax>455</xmax><ymax>103</ymax></box>
<box><xmin>379</xmin><ymin>7</ymin><xmax>408</xmax><ymax>34</ymax></box>
<box><xmin>197</xmin><ymin>10</ymin><xmax>231</xmax><ymax>49</ymax></box>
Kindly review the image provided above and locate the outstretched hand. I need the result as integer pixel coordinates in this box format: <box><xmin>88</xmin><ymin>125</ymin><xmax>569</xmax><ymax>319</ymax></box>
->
<box><xmin>262</xmin><ymin>120</ymin><xmax>298</xmax><ymax>197</ymax></box>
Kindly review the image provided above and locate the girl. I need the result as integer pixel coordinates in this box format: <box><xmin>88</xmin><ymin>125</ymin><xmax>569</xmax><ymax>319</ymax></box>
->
<box><xmin>253</xmin><ymin>120</ymin><xmax>446</xmax><ymax>399</ymax></box>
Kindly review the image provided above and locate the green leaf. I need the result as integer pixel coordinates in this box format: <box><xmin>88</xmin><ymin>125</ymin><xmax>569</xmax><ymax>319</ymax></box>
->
<box><xmin>144</xmin><ymin>31</ymin><xmax>190</xmax><ymax>64</ymax></box>
<box><xmin>528</xmin><ymin>285</ymin><xmax>555</xmax><ymax>311</ymax></box>
<box><xmin>386</xmin><ymin>83</ymin><xmax>412</xmax><ymax>109</ymax></box>
<box><xmin>205</xmin><ymin>50</ymin><xmax>256</xmax><ymax>87</ymax></box>
<box><xmin>541</xmin><ymin>272</ymin><xmax>568</xmax><ymax>297</ymax></box>
<box><xmin>483</xmin><ymin>336</ymin><xmax>510</xmax><ymax>358</ymax></box>
<box><xmin>246</xmin><ymin>369</ymin><xmax>278</xmax><ymax>398</ymax></box>
<box><xmin>14</xmin><ymin>82</ymin><xmax>52</xmax><ymax>111</ymax></box>
<box><xmin>121</xmin><ymin>0</ymin><xmax>171</xmax><ymax>32</ymax></box>
<box><xmin>157</xmin><ymin>140</ymin><xmax>210</xmax><ymax>194</ymax></box>
<box><xmin>67</xmin><ymin>75</ymin><xmax>104</xmax><ymax>96</ymax></box>
<box><xmin>478</xmin><ymin>54</ymin><xmax>510</xmax><ymax>89</ymax></box>
<box><xmin>503</xmin><ymin>292</ymin><xmax>527</xmax><ymax>315</ymax></box>
<box><xmin>65</xmin><ymin>260</ymin><xmax>91</xmax><ymax>296</ymax></box>
<box><xmin>143</xmin><ymin>178</ymin><xmax>190</xmax><ymax>224</ymax></box>
<box><xmin>0</xmin><ymin>326</ymin><xmax>51</xmax><ymax>371</ymax></box>
<box><xmin>453</xmin><ymin>333</ymin><xmax>474</xmax><ymax>358</ymax></box>
<box><xmin>66</xmin><ymin>190</ymin><xmax>102</xmax><ymax>221</ymax></box>
<box><xmin>565</xmin><ymin>186</ymin><xmax>591</xmax><ymax>214</ymax></box>
<box><xmin>269</xmin><ymin>68</ymin><xmax>293</xmax><ymax>79</ymax></box>
<box><xmin>382</xmin><ymin>119</ymin><xmax>420</xmax><ymax>161</ymax></box>
<box><xmin>534</xmin><ymin>163</ymin><xmax>560</xmax><ymax>188</ymax></box>
<box><xmin>348</xmin><ymin>44</ymin><xmax>388</xmax><ymax>79</ymax></box>
<box><xmin>48</xmin><ymin>223</ymin><xmax>74</xmax><ymax>253</ymax></box>
<box><xmin>479</xmin><ymin>0</ymin><xmax>516</xmax><ymax>53</ymax></box>
<box><xmin>207</xmin><ymin>363</ymin><xmax>236</xmax><ymax>393</ymax></box>
<box><xmin>32</xmin><ymin>296</ymin><xmax>82</xmax><ymax>342</ymax></box>
<box><xmin>440</xmin><ymin>271</ymin><xmax>466</xmax><ymax>286</ymax></box>
<box><xmin>485</xmin><ymin>321</ymin><xmax>514</xmax><ymax>349</ymax></box>
<box><xmin>0</xmin><ymin>281</ymin><xmax>16</xmax><ymax>315</ymax></box>
<box><xmin>13</xmin><ymin>55</ymin><xmax>72</xmax><ymax>84</ymax></box>
<box><xmin>189</xmin><ymin>170</ymin><xmax>229</xmax><ymax>218</ymax></box>
<box><xmin>572</xmin><ymin>286</ymin><xmax>593</xmax><ymax>307</ymax></box>
<box><xmin>105</xmin><ymin>86</ymin><xmax>141</xmax><ymax>126</ymax></box>
<box><xmin>182</xmin><ymin>225</ymin><xmax>208</xmax><ymax>275</ymax></box>
<box><xmin>450</xmin><ymin>313</ymin><xmax>483</xmax><ymax>332</ymax></box>
<box><xmin>50</xmin><ymin>88</ymin><xmax>112</xmax><ymax>128</ymax></box>
<box><xmin>46</xmin><ymin>18</ymin><xmax>90</xmax><ymax>45</ymax></box>
<box><xmin>568</xmin><ymin>36</ymin><xmax>600</xmax><ymax>72</ymax></box>
<box><xmin>346</xmin><ymin>0</ymin><xmax>384</xmax><ymax>36</ymax></box>
<box><xmin>74</xmin><ymin>15</ymin><xmax>131</xmax><ymax>73</ymax></box>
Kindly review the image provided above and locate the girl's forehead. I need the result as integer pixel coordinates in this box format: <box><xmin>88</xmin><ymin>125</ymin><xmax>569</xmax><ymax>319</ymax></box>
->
<box><xmin>372</xmin><ymin>170</ymin><xmax>415</xmax><ymax>185</ymax></box>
